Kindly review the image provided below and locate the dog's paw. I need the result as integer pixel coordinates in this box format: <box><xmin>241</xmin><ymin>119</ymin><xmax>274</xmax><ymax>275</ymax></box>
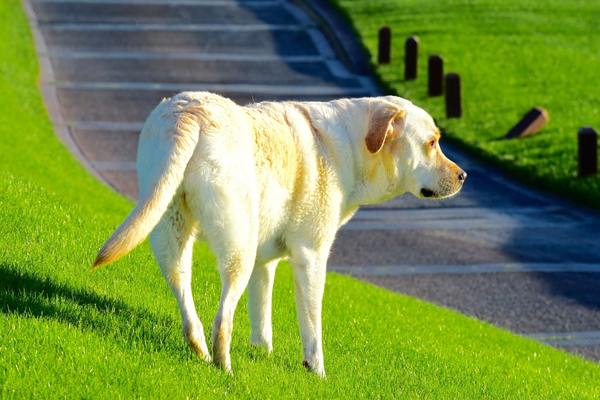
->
<box><xmin>250</xmin><ymin>335</ymin><xmax>273</xmax><ymax>354</ymax></box>
<box><xmin>190</xmin><ymin>342</ymin><xmax>212</xmax><ymax>363</ymax></box>
<box><xmin>303</xmin><ymin>360</ymin><xmax>326</xmax><ymax>379</ymax></box>
<box><xmin>212</xmin><ymin>337</ymin><xmax>232</xmax><ymax>374</ymax></box>
<box><xmin>213</xmin><ymin>357</ymin><xmax>233</xmax><ymax>375</ymax></box>
<box><xmin>185</xmin><ymin>326</ymin><xmax>211</xmax><ymax>362</ymax></box>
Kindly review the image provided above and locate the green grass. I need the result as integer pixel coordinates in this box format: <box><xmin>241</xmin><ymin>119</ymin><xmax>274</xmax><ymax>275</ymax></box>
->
<box><xmin>330</xmin><ymin>0</ymin><xmax>600</xmax><ymax>208</ymax></box>
<box><xmin>1</xmin><ymin>1</ymin><xmax>600</xmax><ymax>398</ymax></box>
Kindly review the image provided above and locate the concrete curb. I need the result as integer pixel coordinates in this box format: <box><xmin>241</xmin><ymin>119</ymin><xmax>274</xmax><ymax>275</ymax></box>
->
<box><xmin>291</xmin><ymin>0</ymin><xmax>372</xmax><ymax>76</ymax></box>
<box><xmin>22</xmin><ymin>0</ymin><xmax>108</xmax><ymax>186</ymax></box>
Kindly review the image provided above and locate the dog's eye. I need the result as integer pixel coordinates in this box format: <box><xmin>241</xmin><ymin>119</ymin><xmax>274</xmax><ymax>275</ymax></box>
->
<box><xmin>429</xmin><ymin>139</ymin><xmax>436</xmax><ymax>148</ymax></box>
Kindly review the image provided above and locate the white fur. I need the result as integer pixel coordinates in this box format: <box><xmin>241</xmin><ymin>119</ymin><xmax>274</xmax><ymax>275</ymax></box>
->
<box><xmin>94</xmin><ymin>92</ymin><xmax>465</xmax><ymax>377</ymax></box>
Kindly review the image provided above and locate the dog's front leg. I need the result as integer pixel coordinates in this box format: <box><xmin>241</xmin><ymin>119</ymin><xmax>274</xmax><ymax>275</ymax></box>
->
<box><xmin>290</xmin><ymin>248</ymin><xmax>327</xmax><ymax>378</ymax></box>
<box><xmin>247</xmin><ymin>259</ymin><xmax>278</xmax><ymax>352</ymax></box>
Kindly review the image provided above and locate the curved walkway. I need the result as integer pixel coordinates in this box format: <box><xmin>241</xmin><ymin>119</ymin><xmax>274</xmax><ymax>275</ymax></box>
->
<box><xmin>26</xmin><ymin>0</ymin><xmax>600</xmax><ymax>362</ymax></box>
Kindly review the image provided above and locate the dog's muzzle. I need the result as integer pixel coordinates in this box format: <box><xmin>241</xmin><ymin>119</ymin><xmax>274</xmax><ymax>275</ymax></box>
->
<box><xmin>421</xmin><ymin>169</ymin><xmax>467</xmax><ymax>198</ymax></box>
<box><xmin>420</xmin><ymin>188</ymin><xmax>435</xmax><ymax>198</ymax></box>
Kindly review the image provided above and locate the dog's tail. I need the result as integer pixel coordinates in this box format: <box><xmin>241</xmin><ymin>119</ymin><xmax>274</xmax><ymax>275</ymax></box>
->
<box><xmin>93</xmin><ymin>103</ymin><xmax>201</xmax><ymax>269</ymax></box>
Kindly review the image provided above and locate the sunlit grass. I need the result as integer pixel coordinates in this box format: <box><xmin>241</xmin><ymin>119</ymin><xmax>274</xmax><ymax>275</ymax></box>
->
<box><xmin>0</xmin><ymin>1</ymin><xmax>599</xmax><ymax>398</ymax></box>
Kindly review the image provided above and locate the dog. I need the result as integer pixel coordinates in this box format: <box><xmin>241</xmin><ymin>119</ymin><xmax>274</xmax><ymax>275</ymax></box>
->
<box><xmin>93</xmin><ymin>92</ymin><xmax>466</xmax><ymax>377</ymax></box>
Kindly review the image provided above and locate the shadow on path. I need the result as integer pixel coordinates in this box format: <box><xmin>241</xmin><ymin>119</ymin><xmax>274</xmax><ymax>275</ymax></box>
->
<box><xmin>533</xmin><ymin>272</ymin><xmax>600</xmax><ymax>311</ymax></box>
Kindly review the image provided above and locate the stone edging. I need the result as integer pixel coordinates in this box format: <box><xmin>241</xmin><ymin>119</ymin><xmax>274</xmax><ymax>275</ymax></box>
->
<box><xmin>21</xmin><ymin>0</ymin><xmax>105</xmax><ymax>184</ymax></box>
<box><xmin>291</xmin><ymin>0</ymin><xmax>372</xmax><ymax>76</ymax></box>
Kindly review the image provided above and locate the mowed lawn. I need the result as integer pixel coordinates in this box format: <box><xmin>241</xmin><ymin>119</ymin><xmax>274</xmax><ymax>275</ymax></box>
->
<box><xmin>331</xmin><ymin>0</ymin><xmax>600</xmax><ymax>207</ymax></box>
<box><xmin>1</xmin><ymin>1</ymin><xmax>599</xmax><ymax>398</ymax></box>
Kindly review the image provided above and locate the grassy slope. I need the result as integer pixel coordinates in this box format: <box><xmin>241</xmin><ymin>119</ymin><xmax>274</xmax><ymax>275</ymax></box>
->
<box><xmin>331</xmin><ymin>0</ymin><xmax>600</xmax><ymax>208</ymax></box>
<box><xmin>0</xmin><ymin>1</ymin><xmax>599</xmax><ymax>398</ymax></box>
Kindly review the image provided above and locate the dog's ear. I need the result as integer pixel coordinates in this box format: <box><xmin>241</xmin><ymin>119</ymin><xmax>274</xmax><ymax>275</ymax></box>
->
<box><xmin>365</xmin><ymin>101</ymin><xmax>406</xmax><ymax>154</ymax></box>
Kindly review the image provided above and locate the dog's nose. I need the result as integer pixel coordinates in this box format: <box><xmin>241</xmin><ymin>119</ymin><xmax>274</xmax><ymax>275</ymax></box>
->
<box><xmin>458</xmin><ymin>170</ymin><xmax>467</xmax><ymax>182</ymax></box>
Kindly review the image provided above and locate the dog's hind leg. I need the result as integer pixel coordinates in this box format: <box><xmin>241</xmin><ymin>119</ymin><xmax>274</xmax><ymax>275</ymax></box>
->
<box><xmin>150</xmin><ymin>195</ymin><xmax>211</xmax><ymax>362</ymax></box>
<box><xmin>184</xmin><ymin>151</ymin><xmax>259</xmax><ymax>373</ymax></box>
<box><xmin>247</xmin><ymin>259</ymin><xmax>278</xmax><ymax>352</ymax></box>
<box><xmin>185</xmin><ymin>189</ymin><xmax>257</xmax><ymax>372</ymax></box>
<box><xmin>211</xmin><ymin>248</ymin><xmax>256</xmax><ymax>373</ymax></box>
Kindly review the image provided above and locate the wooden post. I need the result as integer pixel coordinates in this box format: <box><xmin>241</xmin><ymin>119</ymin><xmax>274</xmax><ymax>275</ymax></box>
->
<box><xmin>404</xmin><ymin>36</ymin><xmax>419</xmax><ymax>80</ymax></box>
<box><xmin>378</xmin><ymin>27</ymin><xmax>391</xmax><ymax>65</ymax></box>
<box><xmin>505</xmin><ymin>107</ymin><xmax>549</xmax><ymax>139</ymax></box>
<box><xmin>445</xmin><ymin>73</ymin><xmax>461</xmax><ymax>118</ymax></box>
<box><xmin>578</xmin><ymin>127</ymin><xmax>597</xmax><ymax>177</ymax></box>
<box><xmin>428</xmin><ymin>54</ymin><xmax>443</xmax><ymax>96</ymax></box>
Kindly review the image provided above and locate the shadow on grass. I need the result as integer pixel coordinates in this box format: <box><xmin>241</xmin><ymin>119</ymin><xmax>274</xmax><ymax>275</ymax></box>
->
<box><xmin>0</xmin><ymin>262</ymin><xmax>188</xmax><ymax>357</ymax></box>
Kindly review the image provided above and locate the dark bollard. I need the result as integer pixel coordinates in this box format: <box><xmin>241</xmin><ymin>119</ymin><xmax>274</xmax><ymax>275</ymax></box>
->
<box><xmin>578</xmin><ymin>127</ymin><xmax>598</xmax><ymax>177</ymax></box>
<box><xmin>428</xmin><ymin>54</ymin><xmax>444</xmax><ymax>96</ymax></box>
<box><xmin>404</xmin><ymin>36</ymin><xmax>419</xmax><ymax>80</ymax></box>
<box><xmin>378</xmin><ymin>27</ymin><xmax>391</xmax><ymax>65</ymax></box>
<box><xmin>445</xmin><ymin>73</ymin><xmax>462</xmax><ymax>118</ymax></box>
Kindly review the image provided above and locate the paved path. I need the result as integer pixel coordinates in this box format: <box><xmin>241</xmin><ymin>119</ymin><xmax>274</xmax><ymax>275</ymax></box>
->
<box><xmin>27</xmin><ymin>0</ymin><xmax>600</xmax><ymax>362</ymax></box>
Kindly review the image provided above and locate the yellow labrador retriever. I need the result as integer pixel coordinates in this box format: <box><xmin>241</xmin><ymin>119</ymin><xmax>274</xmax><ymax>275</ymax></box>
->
<box><xmin>93</xmin><ymin>92</ymin><xmax>466</xmax><ymax>377</ymax></box>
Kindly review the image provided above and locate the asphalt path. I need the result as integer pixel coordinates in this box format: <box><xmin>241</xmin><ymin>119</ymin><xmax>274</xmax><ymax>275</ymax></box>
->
<box><xmin>26</xmin><ymin>0</ymin><xmax>600</xmax><ymax>362</ymax></box>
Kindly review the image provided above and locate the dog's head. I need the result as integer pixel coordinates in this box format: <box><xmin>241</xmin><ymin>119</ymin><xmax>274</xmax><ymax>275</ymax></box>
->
<box><xmin>363</xmin><ymin>96</ymin><xmax>466</xmax><ymax>200</ymax></box>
